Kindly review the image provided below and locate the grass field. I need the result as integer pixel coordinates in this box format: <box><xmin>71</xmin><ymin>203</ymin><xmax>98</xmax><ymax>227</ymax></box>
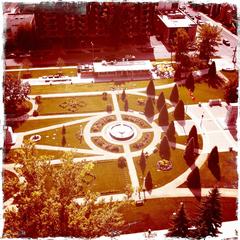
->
<box><xmin>4</xmin><ymin>148</ymin><xmax>90</xmax><ymax>163</ymax></box>
<box><xmin>6</xmin><ymin>68</ymin><xmax>77</xmax><ymax>79</ymax></box>
<box><xmin>180</xmin><ymin>152</ymin><xmax>237</xmax><ymax>189</ymax></box>
<box><xmin>37</xmin><ymin>96</ymin><xmax>111</xmax><ymax>115</ymax></box>
<box><xmin>155</xmin><ymin>82</ymin><xmax>225</xmax><ymax>105</ymax></box>
<box><xmin>8</xmin><ymin>117</ymin><xmax>84</xmax><ymax>133</ymax></box>
<box><xmin>24</xmin><ymin>122</ymin><xmax>90</xmax><ymax>149</ymax></box>
<box><xmin>121</xmin><ymin>197</ymin><xmax>237</xmax><ymax>233</ymax></box>
<box><xmin>30</xmin><ymin>78</ymin><xmax>173</xmax><ymax>95</ymax></box>
<box><xmin>134</xmin><ymin>148</ymin><xmax>188</xmax><ymax>188</ymax></box>
<box><xmin>90</xmin><ymin>160</ymin><xmax>131</xmax><ymax>195</ymax></box>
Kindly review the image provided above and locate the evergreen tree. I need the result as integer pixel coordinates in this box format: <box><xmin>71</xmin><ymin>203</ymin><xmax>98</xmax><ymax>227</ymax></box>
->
<box><xmin>144</xmin><ymin>97</ymin><xmax>155</xmax><ymax>118</ymax></box>
<box><xmin>158</xmin><ymin>104</ymin><xmax>169</xmax><ymax>126</ymax></box>
<box><xmin>166</xmin><ymin>121</ymin><xmax>176</xmax><ymax>143</ymax></box>
<box><xmin>185</xmin><ymin>72</ymin><xmax>195</xmax><ymax>92</ymax></box>
<box><xmin>170</xmin><ymin>84</ymin><xmax>179</xmax><ymax>103</ymax></box>
<box><xmin>195</xmin><ymin>187</ymin><xmax>222</xmax><ymax>238</ymax></box>
<box><xmin>121</xmin><ymin>89</ymin><xmax>126</xmax><ymax>101</ymax></box>
<box><xmin>139</xmin><ymin>151</ymin><xmax>146</xmax><ymax>174</ymax></box>
<box><xmin>224</xmin><ymin>78</ymin><xmax>238</xmax><ymax>104</ymax></box>
<box><xmin>159</xmin><ymin>135</ymin><xmax>171</xmax><ymax>160</ymax></box>
<box><xmin>166</xmin><ymin>202</ymin><xmax>190</xmax><ymax>238</ymax></box>
<box><xmin>145</xmin><ymin>171</ymin><xmax>153</xmax><ymax>191</ymax></box>
<box><xmin>62</xmin><ymin>125</ymin><xmax>66</xmax><ymax>135</ymax></box>
<box><xmin>156</xmin><ymin>92</ymin><xmax>166</xmax><ymax>112</ymax></box>
<box><xmin>184</xmin><ymin>137</ymin><xmax>195</xmax><ymax>165</ymax></box>
<box><xmin>187</xmin><ymin>125</ymin><xmax>199</xmax><ymax>149</ymax></box>
<box><xmin>174</xmin><ymin>66</ymin><xmax>182</xmax><ymax>82</ymax></box>
<box><xmin>174</xmin><ymin>100</ymin><xmax>185</xmax><ymax>121</ymax></box>
<box><xmin>146</xmin><ymin>79</ymin><xmax>155</xmax><ymax>97</ymax></box>
<box><xmin>124</xmin><ymin>99</ymin><xmax>129</xmax><ymax>111</ymax></box>
<box><xmin>207</xmin><ymin>146</ymin><xmax>220</xmax><ymax>180</ymax></box>
<box><xmin>208</xmin><ymin>61</ymin><xmax>217</xmax><ymax>85</ymax></box>
<box><xmin>62</xmin><ymin>136</ymin><xmax>66</xmax><ymax>146</ymax></box>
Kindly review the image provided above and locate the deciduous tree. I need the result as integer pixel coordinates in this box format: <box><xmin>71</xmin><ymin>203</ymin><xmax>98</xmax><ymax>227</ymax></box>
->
<box><xmin>197</xmin><ymin>24</ymin><xmax>222</xmax><ymax>62</ymax></box>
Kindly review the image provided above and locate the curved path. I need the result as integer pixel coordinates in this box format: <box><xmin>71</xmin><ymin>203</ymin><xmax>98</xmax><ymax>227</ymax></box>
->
<box><xmin>4</xmin><ymin>80</ymin><xmax>237</xmax><ymax>209</ymax></box>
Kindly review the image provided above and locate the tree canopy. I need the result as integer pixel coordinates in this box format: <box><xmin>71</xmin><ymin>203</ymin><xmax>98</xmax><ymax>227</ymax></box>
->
<box><xmin>156</xmin><ymin>92</ymin><xmax>166</xmax><ymax>112</ymax></box>
<box><xmin>174</xmin><ymin>100</ymin><xmax>185</xmax><ymax>121</ymax></box>
<box><xmin>170</xmin><ymin>84</ymin><xmax>179</xmax><ymax>103</ymax></box>
<box><xmin>144</xmin><ymin>97</ymin><xmax>155</xmax><ymax>118</ymax></box>
<box><xmin>146</xmin><ymin>79</ymin><xmax>155</xmax><ymax>97</ymax></box>
<box><xmin>3</xmin><ymin>141</ymin><xmax>128</xmax><ymax>238</ymax></box>
<box><xmin>197</xmin><ymin>24</ymin><xmax>222</xmax><ymax>62</ymax></box>
<box><xmin>159</xmin><ymin>135</ymin><xmax>171</xmax><ymax>160</ymax></box>
<box><xmin>4</xmin><ymin>74</ymin><xmax>31</xmax><ymax>114</ymax></box>
<box><xmin>158</xmin><ymin>104</ymin><xmax>169</xmax><ymax>126</ymax></box>
<box><xmin>185</xmin><ymin>72</ymin><xmax>195</xmax><ymax>92</ymax></box>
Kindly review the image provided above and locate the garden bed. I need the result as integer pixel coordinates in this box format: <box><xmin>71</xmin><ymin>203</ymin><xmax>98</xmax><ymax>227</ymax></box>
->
<box><xmin>130</xmin><ymin>132</ymin><xmax>153</xmax><ymax>151</ymax></box>
<box><xmin>122</xmin><ymin>115</ymin><xmax>151</xmax><ymax>128</ymax></box>
<box><xmin>91</xmin><ymin>115</ymin><xmax>116</xmax><ymax>132</ymax></box>
<box><xmin>92</xmin><ymin>136</ymin><xmax>123</xmax><ymax>153</ymax></box>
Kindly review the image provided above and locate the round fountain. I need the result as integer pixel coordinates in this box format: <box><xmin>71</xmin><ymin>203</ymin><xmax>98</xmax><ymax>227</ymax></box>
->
<box><xmin>108</xmin><ymin>122</ymin><xmax>135</xmax><ymax>141</ymax></box>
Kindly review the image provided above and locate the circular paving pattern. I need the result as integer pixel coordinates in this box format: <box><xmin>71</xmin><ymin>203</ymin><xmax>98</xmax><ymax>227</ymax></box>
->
<box><xmin>108</xmin><ymin>122</ymin><xmax>135</xmax><ymax>141</ymax></box>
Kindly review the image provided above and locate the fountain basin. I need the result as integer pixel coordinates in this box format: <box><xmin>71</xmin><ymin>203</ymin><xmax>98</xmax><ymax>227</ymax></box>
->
<box><xmin>108</xmin><ymin>122</ymin><xmax>135</xmax><ymax>141</ymax></box>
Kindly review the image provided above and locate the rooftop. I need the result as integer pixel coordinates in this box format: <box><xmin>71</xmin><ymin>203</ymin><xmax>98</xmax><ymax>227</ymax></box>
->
<box><xmin>93</xmin><ymin>60</ymin><xmax>153</xmax><ymax>73</ymax></box>
<box><xmin>158</xmin><ymin>11</ymin><xmax>196</xmax><ymax>28</ymax></box>
<box><xmin>6</xmin><ymin>13</ymin><xmax>35</xmax><ymax>27</ymax></box>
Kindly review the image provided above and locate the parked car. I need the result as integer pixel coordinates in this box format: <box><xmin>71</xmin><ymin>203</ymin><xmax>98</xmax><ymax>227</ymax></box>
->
<box><xmin>223</xmin><ymin>39</ymin><xmax>230</xmax><ymax>46</ymax></box>
<box><xmin>195</xmin><ymin>14</ymin><xmax>201</xmax><ymax>20</ymax></box>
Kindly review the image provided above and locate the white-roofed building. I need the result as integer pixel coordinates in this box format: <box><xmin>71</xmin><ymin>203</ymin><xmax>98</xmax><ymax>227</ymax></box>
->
<box><xmin>156</xmin><ymin>9</ymin><xmax>197</xmax><ymax>45</ymax></box>
<box><xmin>92</xmin><ymin>60</ymin><xmax>153</xmax><ymax>80</ymax></box>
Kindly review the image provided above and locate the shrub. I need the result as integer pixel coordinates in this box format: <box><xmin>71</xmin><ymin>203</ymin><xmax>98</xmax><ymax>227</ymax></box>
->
<box><xmin>106</xmin><ymin>104</ymin><xmax>113</xmax><ymax>112</ymax></box>
<box><xmin>62</xmin><ymin>136</ymin><xmax>66</xmax><ymax>146</ymax></box>
<box><xmin>118</xmin><ymin>156</ymin><xmax>127</xmax><ymax>168</ymax></box>
<box><xmin>145</xmin><ymin>171</ymin><xmax>153</xmax><ymax>191</ymax></box>
<box><xmin>35</xmin><ymin>96</ymin><xmax>42</xmax><ymax>104</ymax></box>
<box><xmin>121</xmin><ymin>89</ymin><xmax>126</xmax><ymax>101</ymax></box>
<box><xmin>102</xmin><ymin>92</ymin><xmax>108</xmax><ymax>100</ymax></box>
<box><xmin>32</xmin><ymin>110</ymin><xmax>39</xmax><ymax>117</ymax></box>
<box><xmin>62</xmin><ymin>125</ymin><xmax>66</xmax><ymax>135</ymax></box>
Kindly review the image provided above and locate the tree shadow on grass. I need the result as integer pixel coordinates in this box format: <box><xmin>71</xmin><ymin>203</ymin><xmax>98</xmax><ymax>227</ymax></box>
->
<box><xmin>187</xmin><ymin>167</ymin><xmax>201</xmax><ymax>201</ymax></box>
<box><xmin>208</xmin><ymin>162</ymin><xmax>221</xmax><ymax>181</ymax></box>
<box><xmin>207</xmin><ymin>75</ymin><xmax>225</xmax><ymax>89</ymax></box>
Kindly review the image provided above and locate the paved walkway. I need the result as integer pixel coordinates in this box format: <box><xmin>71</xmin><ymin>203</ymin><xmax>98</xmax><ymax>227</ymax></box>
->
<box><xmin>4</xmin><ymin>77</ymin><xmax>238</xmax><ymax>209</ymax></box>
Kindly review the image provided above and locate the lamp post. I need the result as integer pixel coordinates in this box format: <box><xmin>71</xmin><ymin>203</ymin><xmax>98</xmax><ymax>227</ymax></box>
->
<box><xmin>232</xmin><ymin>46</ymin><xmax>237</xmax><ymax>70</ymax></box>
<box><xmin>91</xmin><ymin>41</ymin><xmax>94</xmax><ymax>63</ymax></box>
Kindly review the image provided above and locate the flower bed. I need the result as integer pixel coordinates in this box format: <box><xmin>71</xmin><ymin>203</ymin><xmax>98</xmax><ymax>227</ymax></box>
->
<box><xmin>30</xmin><ymin>134</ymin><xmax>41</xmax><ymax>142</ymax></box>
<box><xmin>91</xmin><ymin>115</ymin><xmax>116</xmax><ymax>132</ymax></box>
<box><xmin>131</xmin><ymin>132</ymin><xmax>153</xmax><ymax>151</ymax></box>
<box><xmin>122</xmin><ymin>115</ymin><xmax>150</xmax><ymax>128</ymax></box>
<box><xmin>157</xmin><ymin>159</ymin><xmax>173</xmax><ymax>171</ymax></box>
<box><xmin>92</xmin><ymin>137</ymin><xmax>123</xmax><ymax>153</ymax></box>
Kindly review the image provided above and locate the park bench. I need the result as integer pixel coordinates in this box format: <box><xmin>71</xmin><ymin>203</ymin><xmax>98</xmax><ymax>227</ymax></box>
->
<box><xmin>209</xmin><ymin>99</ymin><xmax>222</xmax><ymax>107</ymax></box>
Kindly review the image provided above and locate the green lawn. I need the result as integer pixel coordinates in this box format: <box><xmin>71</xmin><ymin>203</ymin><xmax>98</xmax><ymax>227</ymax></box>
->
<box><xmin>90</xmin><ymin>160</ymin><xmax>131</xmax><ymax>195</ymax></box>
<box><xmin>220</xmin><ymin>70</ymin><xmax>238</xmax><ymax>82</ymax></box>
<box><xmin>180</xmin><ymin>152</ymin><xmax>237</xmax><ymax>189</ymax></box>
<box><xmin>4</xmin><ymin>148</ymin><xmax>89</xmax><ymax>164</ymax></box>
<box><xmin>155</xmin><ymin>82</ymin><xmax>225</xmax><ymax>104</ymax></box>
<box><xmin>173</xmin><ymin>134</ymin><xmax>203</xmax><ymax>149</ymax></box>
<box><xmin>30</xmin><ymin>78</ymin><xmax>173</xmax><ymax>95</ymax></box>
<box><xmin>121</xmin><ymin>197</ymin><xmax>237</xmax><ymax>233</ymax></box>
<box><xmin>134</xmin><ymin>148</ymin><xmax>188</xmax><ymax>188</ymax></box>
<box><xmin>24</xmin><ymin>122</ymin><xmax>90</xmax><ymax>149</ymax></box>
<box><xmin>6</xmin><ymin>68</ymin><xmax>77</xmax><ymax>79</ymax></box>
<box><xmin>37</xmin><ymin>96</ymin><xmax>111</xmax><ymax>115</ymax></box>
<box><xmin>119</xmin><ymin>94</ymin><xmax>170</xmax><ymax>114</ymax></box>
<box><xmin>8</xmin><ymin>117</ymin><xmax>84</xmax><ymax>133</ymax></box>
